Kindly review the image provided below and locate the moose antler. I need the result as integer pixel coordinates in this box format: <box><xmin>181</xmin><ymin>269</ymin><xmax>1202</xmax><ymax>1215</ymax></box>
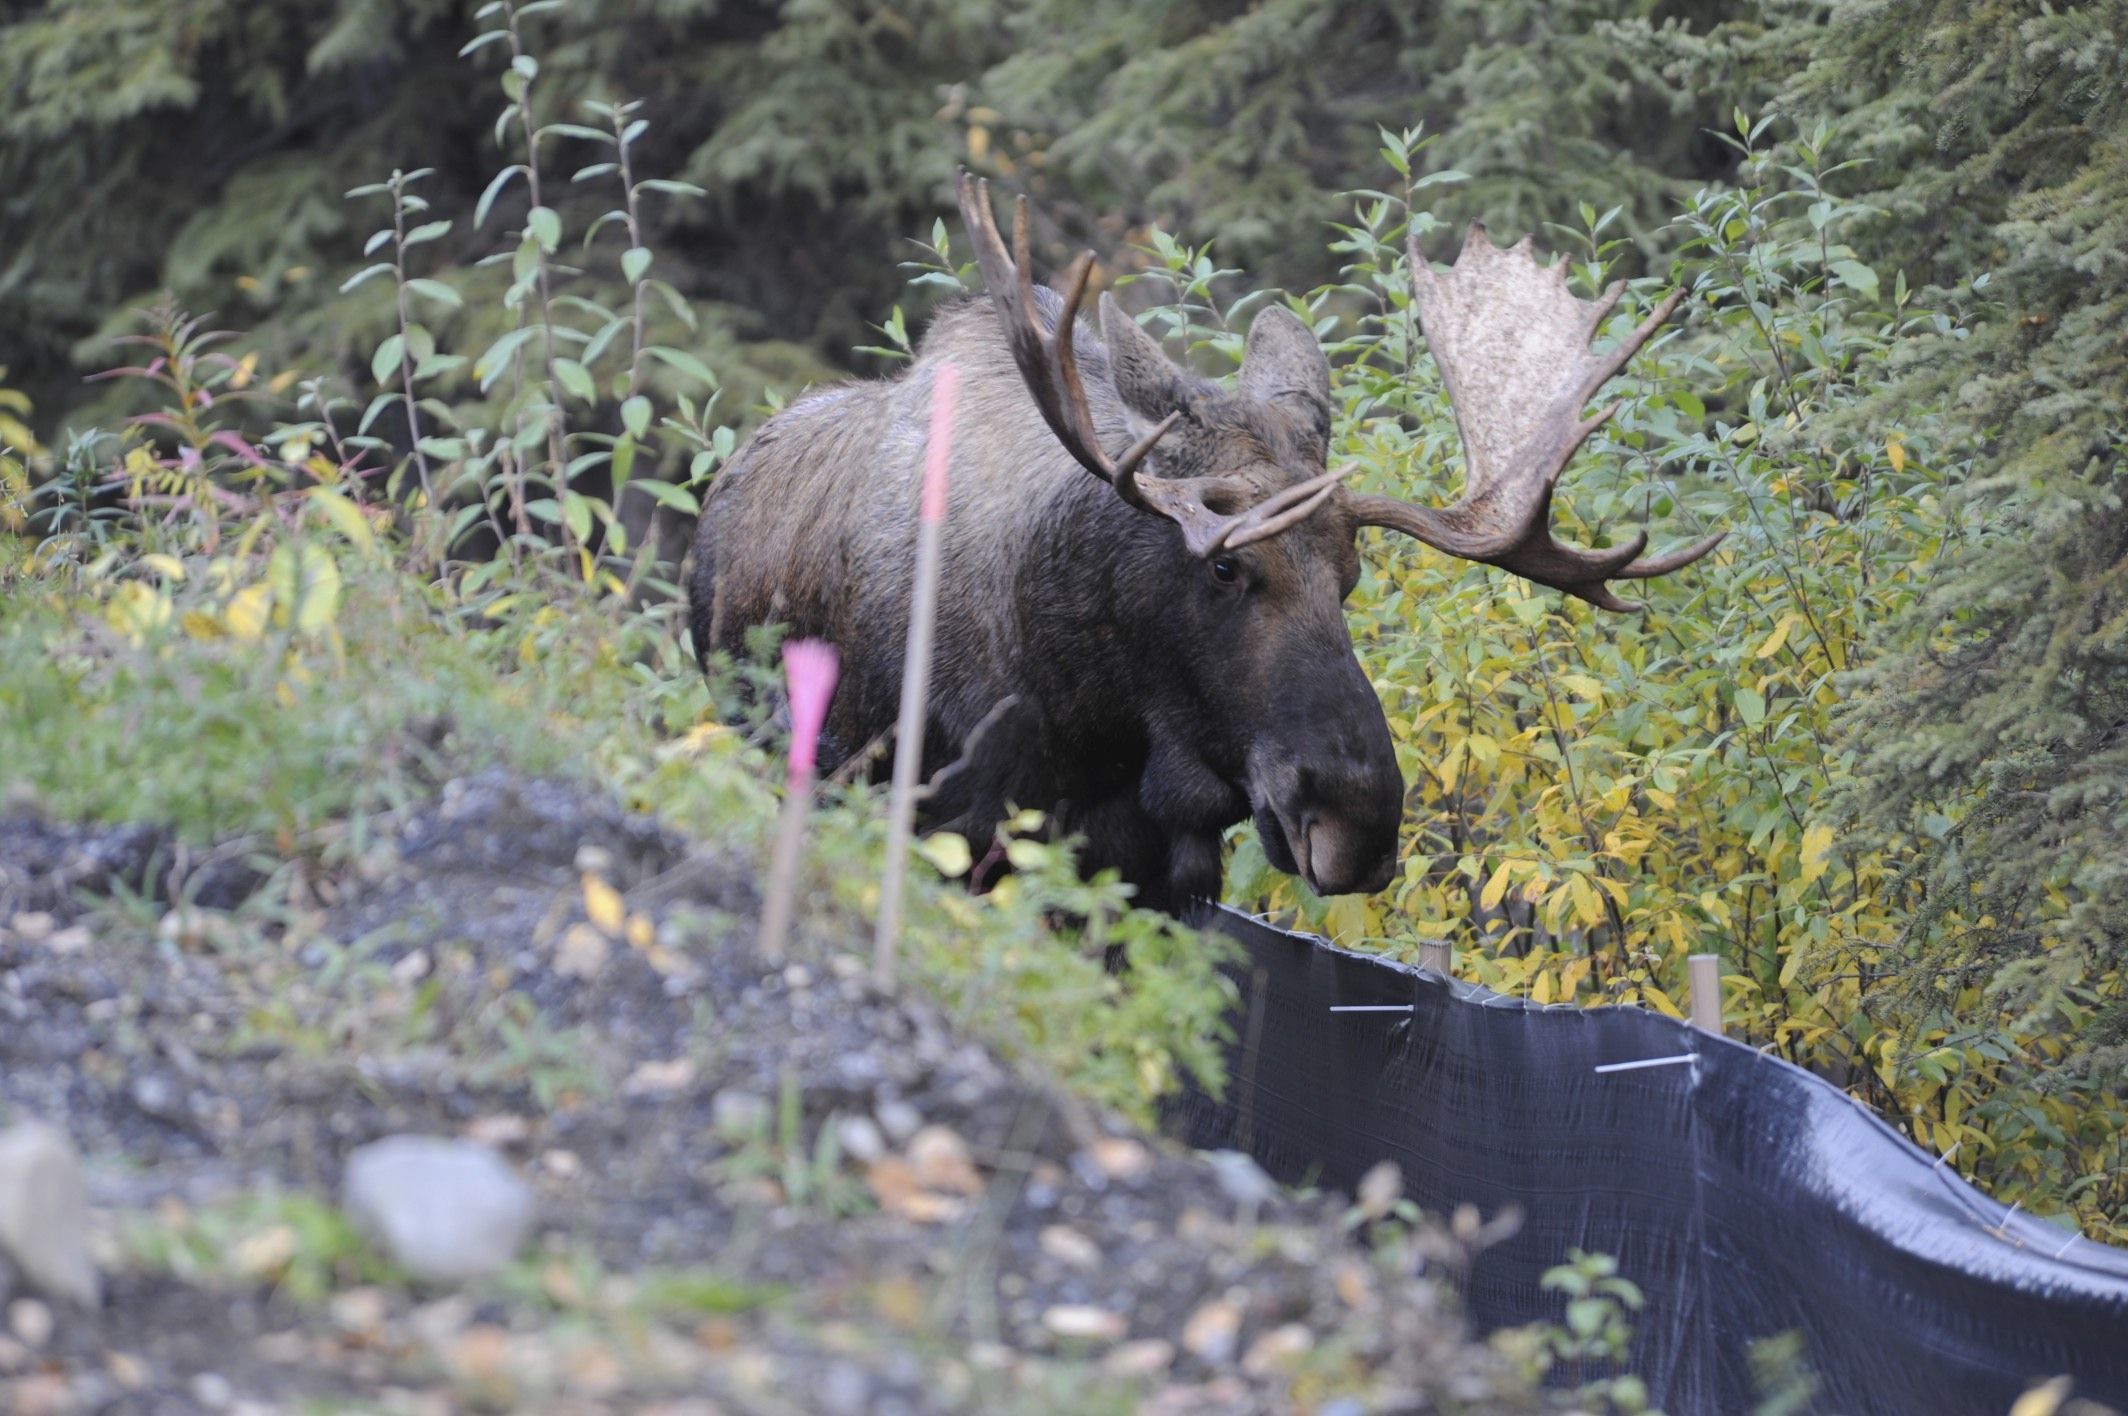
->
<box><xmin>956</xmin><ymin>171</ymin><xmax>1347</xmax><ymax>557</ymax></box>
<box><xmin>1355</xmin><ymin>223</ymin><xmax>1725</xmax><ymax>610</ymax></box>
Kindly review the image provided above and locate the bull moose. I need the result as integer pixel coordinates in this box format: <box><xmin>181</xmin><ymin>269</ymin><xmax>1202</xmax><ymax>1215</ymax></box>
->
<box><xmin>687</xmin><ymin>173</ymin><xmax>1721</xmax><ymax>913</ymax></box>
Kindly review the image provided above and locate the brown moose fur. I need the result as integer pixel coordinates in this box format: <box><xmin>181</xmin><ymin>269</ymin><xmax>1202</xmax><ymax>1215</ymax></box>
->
<box><xmin>688</xmin><ymin>289</ymin><xmax>1403</xmax><ymax>913</ymax></box>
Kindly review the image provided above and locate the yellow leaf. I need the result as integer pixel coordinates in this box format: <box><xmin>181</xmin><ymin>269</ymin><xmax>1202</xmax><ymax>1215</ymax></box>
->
<box><xmin>1323</xmin><ymin>895</ymin><xmax>1372</xmax><ymax>941</ymax></box>
<box><xmin>1641</xmin><ymin>984</ymin><xmax>1684</xmax><ymax>1020</ymax></box>
<box><xmin>179</xmin><ymin>610</ymin><xmax>224</xmax><ymax>641</ymax></box>
<box><xmin>1800</xmin><ymin>823</ymin><xmax>1835</xmax><ymax>886</ymax></box>
<box><xmin>1752</xmin><ymin>614</ymin><xmax>1796</xmax><ymax>660</ymax></box>
<box><xmin>267</xmin><ymin>543</ymin><xmax>341</xmax><ymax>634</ymax></box>
<box><xmin>308</xmin><ymin>487</ymin><xmax>375</xmax><ymax>555</ymax></box>
<box><xmin>1778</xmin><ymin>943</ymin><xmax>1806</xmax><ymax>989</ymax></box>
<box><xmin>2011</xmin><ymin>1379</ymin><xmax>2071</xmax><ymax>1416</ymax></box>
<box><xmin>581</xmin><ymin>874</ymin><xmax>625</xmax><ymax>936</ymax></box>
<box><xmin>1479</xmin><ymin>859</ymin><xmax>1514</xmax><ymax>913</ymax></box>
<box><xmin>103</xmin><ymin>582</ymin><xmax>171</xmax><ymax>642</ymax></box>
<box><xmin>1531</xmin><ymin>971</ymin><xmax>1554</xmax><ymax>1005</ymax></box>
<box><xmin>918</xmin><ymin>833</ymin><xmax>973</xmax><ymax>879</ymax></box>
<box><xmin>1567</xmin><ymin>872</ymin><xmax>1604</xmax><ymax>927</ymax></box>
<box><xmin>224</xmin><ymin>583</ymin><xmax>273</xmax><ymax>640</ymax></box>
<box><xmin>138</xmin><ymin>553</ymin><xmax>187</xmax><ymax>582</ymax></box>
<box><xmin>1886</xmin><ymin>436</ymin><xmax>1907</xmax><ymax>474</ymax></box>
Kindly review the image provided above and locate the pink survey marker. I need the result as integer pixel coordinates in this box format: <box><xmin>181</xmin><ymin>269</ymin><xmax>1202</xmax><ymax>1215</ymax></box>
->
<box><xmin>781</xmin><ymin>639</ymin><xmax>840</xmax><ymax>786</ymax></box>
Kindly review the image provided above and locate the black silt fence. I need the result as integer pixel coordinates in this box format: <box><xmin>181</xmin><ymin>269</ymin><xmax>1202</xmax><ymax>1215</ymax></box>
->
<box><xmin>1167</xmin><ymin>907</ymin><xmax>2128</xmax><ymax>1414</ymax></box>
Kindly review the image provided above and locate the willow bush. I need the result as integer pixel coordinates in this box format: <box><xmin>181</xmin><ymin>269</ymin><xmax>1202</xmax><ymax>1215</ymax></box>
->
<box><xmin>1160</xmin><ymin>119</ymin><xmax>2124</xmax><ymax>1240</ymax></box>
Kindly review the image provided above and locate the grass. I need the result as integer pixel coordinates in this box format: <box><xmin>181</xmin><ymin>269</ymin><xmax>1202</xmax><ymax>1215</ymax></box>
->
<box><xmin>0</xmin><ymin>527</ymin><xmax>1231</xmax><ymax>1126</ymax></box>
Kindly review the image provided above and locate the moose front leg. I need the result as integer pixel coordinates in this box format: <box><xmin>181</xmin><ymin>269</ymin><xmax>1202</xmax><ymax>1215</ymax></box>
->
<box><xmin>1139</xmin><ymin>739</ymin><xmax>1249</xmax><ymax>910</ymax></box>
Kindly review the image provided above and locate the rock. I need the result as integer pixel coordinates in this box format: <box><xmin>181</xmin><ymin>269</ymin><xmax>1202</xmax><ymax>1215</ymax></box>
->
<box><xmin>463</xmin><ymin>1114</ymin><xmax>532</xmax><ymax>1149</ymax></box>
<box><xmin>906</xmin><ymin>1126</ymin><xmax>982</xmax><ymax>1195</ymax></box>
<box><xmin>621</xmin><ymin>1058</ymin><xmax>696</xmax><ymax>1098</ymax></box>
<box><xmin>343</xmin><ymin>1136</ymin><xmax>535</xmax><ymax>1283</ymax></box>
<box><xmin>1240</xmin><ymin>1323</ymin><xmax>1314</xmax><ymax>1376</ymax></box>
<box><xmin>874</xmin><ymin>1098</ymin><xmax>922</xmax><ymax>1143</ymax></box>
<box><xmin>8</xmin><ymin>1298</ymin><xmax>52</xmax><ymax>1347</ymax></box>
<box><xmin>189</xmin><ymin>1371</ymin><xmax>234</xmax><ymax>1409</ymax></box>
<box><xmin>1180</xmin><ymin>1298</ymin><xmax>1242</xmax><ymax>1365</ymax></box>
<box><xmin>0</xmin><ymin>1121</ymin><xmax>100</xmax><ymax>1306</ymax></box>
<box><xmin>1042</xmin><ymin>1304</ymin><xmax>1128</xmax><ymax>1341</ymax></box>
<box><xmin>711</xmin><ymin>1090</ymin><xmax>770</xmax><ymax>1135</ymax></box>
<box><xmin>834</xmin><ymin>1116</ymin><xmax>887</xmax><ymax>1164</ymax></box>
<box><xmin>1201</xmin><ymin>1150</ymin><xmax>1279</xmax><ymax>1209</ymax></box>
<box><xmin>1086</xmin><ymin>1136</ymin><xmax>1152</xmax><ymax>1181</ymax></box>
<box><xmin>1103</xmin><ymin>1338</ymin><xmax>1176</xmax><ymax>1378</ymax></box>
<box><xmin>1038</xmin><ymin>1224</ymin><xmax>1101</xmax><ymax>1269</ymax></box>
<box><xmin>1356</xmin><ymin>1159</ymin><xmax>1403</xmax><ymax>1220</ymax></box>
<box><xmin>553</xmin><ymin>923</ymin><xmax>610</xmax><ymax>979</ymax></box>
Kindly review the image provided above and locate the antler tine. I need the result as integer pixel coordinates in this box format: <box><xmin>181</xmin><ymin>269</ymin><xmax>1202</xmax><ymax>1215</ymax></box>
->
<box><xmin>955</xmin><ymin>170</ymin><xmax>1179</xmax><ymax>510</ymax></box>
<box><xmin>1353</xmin><ymin>223</ymin><xmax>1724</xmax><ymax>610</ymax></box>
<box><xmin>1218</xmin><ymin>465</ymin><xmax>1354</xmax><ymax>551</ymax></box>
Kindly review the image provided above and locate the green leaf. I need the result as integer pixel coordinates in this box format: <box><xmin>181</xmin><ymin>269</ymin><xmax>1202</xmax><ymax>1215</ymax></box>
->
<box><xmin>370</xmin><ymin>333</ymin><xmax>405</xmax><ymax>386</ymax></box>
<box><xmin>561</xmin><ymin>490</ymin><xmax>593</xmax><ymax>541</ymax></box>
<box><xmin>645</xmin><ymin>345</ymin><xmax>716</xmax><ymax>388</ymax></box>
<box><xmin>405</xmin><ymin>278</ymin><xmax>462</xmax><ymax>309</ymax></box>
<box><xmin>404</xmin><ymin>219</ymin><xmax>452</xmax><ymax>246</ymax></box>
<box><xmin>1735</xmin><ymin>687</ymin><xmax>1767</xmax><ymax>727</ymax></box>
<box><xmin>1830</xmin><ymin>260</ymin><xmax>1879</xmax><ymax>298</ymax></box>
<box><xmin>553</xmin><ymin>358</ymin><xmax>598</xmax><ymax>404</ymax></box>
<box><xmin>620</xmin><ymin>395</ymin><xmax>652</xmax><ymax>439</ymax></box>
<box><xmin>475</xmin><ymin>326</ymin><xmax>538</xmax><ymax>391</ymax></box>
<box><xmin>474</xmin><ymin>166</ymin><xmax>522</xmax><ymax>229</ymax></box>
<box><xmin>527</xmin><ymin>206</ymin><xmax>562</xmax><ymax>252</ymax></box>
<box><xmin>621</xmin><ymin>246</ymin><xmax>652</xmax><ymax>284</ymax></box>
<box><xmin>610</xmin><ymin>434</ymin><xmax>636</xmax><ymax>488</ymax></box>
<box><xmin>340</xmin><ymin>263</ymin><xmax>394</xmax><ymax>293</ymax></box>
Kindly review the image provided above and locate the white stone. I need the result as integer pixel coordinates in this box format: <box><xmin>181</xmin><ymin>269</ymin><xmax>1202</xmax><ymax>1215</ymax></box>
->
<box><xmin>343</xmin><ymin>1136</ymin><xmax>535</xmax><ymax>1284</ymax></box>
<box><xmin>0</xmin><ymin>1121</ymin><xmax>100</xmax><ymax>1306</ymax></box>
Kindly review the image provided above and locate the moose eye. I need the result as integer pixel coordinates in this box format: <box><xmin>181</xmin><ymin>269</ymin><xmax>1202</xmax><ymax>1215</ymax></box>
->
<box><xmin>1208</xmin><ymin>555</ymin><xmax>1241</xmax><ymax>586</ymax></box>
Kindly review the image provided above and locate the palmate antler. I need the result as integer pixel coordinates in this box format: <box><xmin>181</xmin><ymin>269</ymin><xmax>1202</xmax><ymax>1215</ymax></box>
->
<box><xmin>1360</xmin><ymin>224</ymin><xmax>1726</xmax><ymax>610</ymax></box>
<box><xmin>955</xmin><ymin>171</ymin><xmax>1348</xmax><ymax>556</ymax></box>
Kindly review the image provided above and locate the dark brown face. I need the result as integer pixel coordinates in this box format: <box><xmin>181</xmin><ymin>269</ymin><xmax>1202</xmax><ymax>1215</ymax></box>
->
<box><xmin>1090</xmin><ymin>301</ymin><xmax>1407</xmax><ymax>898</ymax></box>
<box><xmin>1157</xmin><ymin>465</ymin><xmax>1402</xmax><ymax>897</ymax></box>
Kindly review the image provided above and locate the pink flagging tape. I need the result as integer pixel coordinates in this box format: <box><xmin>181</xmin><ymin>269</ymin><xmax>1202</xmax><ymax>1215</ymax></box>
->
<box><xmin>781</xmin><ymin>638</ymin><xmax>840</xmax><ymax>786</ymax></box>
<box><xmin>921</xmin><ymin>364</ymin><xmax>961</xmax><ymax>523</ymax></box>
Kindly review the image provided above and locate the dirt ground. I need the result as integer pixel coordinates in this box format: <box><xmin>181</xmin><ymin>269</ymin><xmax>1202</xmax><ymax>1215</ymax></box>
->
<box><xmin>0</xmin><ymin>771</ymin><xmax>1534</xmax><ymax>1414</ymax></box>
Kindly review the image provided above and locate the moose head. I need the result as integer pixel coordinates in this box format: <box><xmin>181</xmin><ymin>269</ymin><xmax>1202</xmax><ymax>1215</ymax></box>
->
<box><xmin>954</xmin><ymin>173</ymin><xmax>1723</xmax><ymax>902</ymax></box>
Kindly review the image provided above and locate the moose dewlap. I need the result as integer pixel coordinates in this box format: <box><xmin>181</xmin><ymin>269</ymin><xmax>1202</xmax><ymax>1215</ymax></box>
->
<box><xmin>686</xmin><ymin>173</ymin><xmax>1720</xmax><ymax>913</ymax></box>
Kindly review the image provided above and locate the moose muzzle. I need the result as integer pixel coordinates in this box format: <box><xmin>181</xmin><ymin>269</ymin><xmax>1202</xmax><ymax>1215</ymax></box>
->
<box><xmin>1245</xmin><ymin>659</ymin><xmax>1402</xmax><ymax>898</ymax></box>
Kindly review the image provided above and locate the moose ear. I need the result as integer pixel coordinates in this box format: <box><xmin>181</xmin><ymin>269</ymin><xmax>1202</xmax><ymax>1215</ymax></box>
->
<box><xmin>1240</xmin><ymin>304</ymin><xmax>1331</xmax><ymax>449</ymax></box>
<box><xmin>1098</xmin><ymin>292</ymin><xmax>1194</xmax><ymax>421</ymax></box>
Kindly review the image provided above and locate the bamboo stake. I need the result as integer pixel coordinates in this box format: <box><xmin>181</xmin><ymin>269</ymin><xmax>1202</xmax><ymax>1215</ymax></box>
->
<box><xmin>758</xmin><ymin>639</ymin><xmax>839</xmax><ymax>964</ymax></box>
<box><xmin>1687</xmin><ymin>952</ymin><xmax>1724</xmax><ymax>1036</ymax></box>
<box><xmin>873</xmin><ymin>363</ymin><xmax>961</xmax><ymax>990</ymax></box>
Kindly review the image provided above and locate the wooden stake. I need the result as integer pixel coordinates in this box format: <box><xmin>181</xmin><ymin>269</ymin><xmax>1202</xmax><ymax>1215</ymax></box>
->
<box><xmin>873</xmin><ymin>363</ymin><xmax>961</xmax><ymax>990</ymax></box>
<box><xmin>1687</xmin><ymin>952</ymin><xmax>1724</xmax><ymax>1036</ymax></box>
<box><xmin>1420</xmin><ymin>940</ymin><xmax>1452</xmax><ymax>976</ymax></box>
<box><xmin>758</xmin><ymin>639</ymin><xmax>839</xmax><ymax>964</ymax></box>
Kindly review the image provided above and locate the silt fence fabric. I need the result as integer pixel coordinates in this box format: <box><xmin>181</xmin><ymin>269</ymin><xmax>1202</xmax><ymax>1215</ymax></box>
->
<box><xmin>1167</xmin><ymin>907</ymin><xmax>2128</xmax><ymax>1414</ymax></box>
